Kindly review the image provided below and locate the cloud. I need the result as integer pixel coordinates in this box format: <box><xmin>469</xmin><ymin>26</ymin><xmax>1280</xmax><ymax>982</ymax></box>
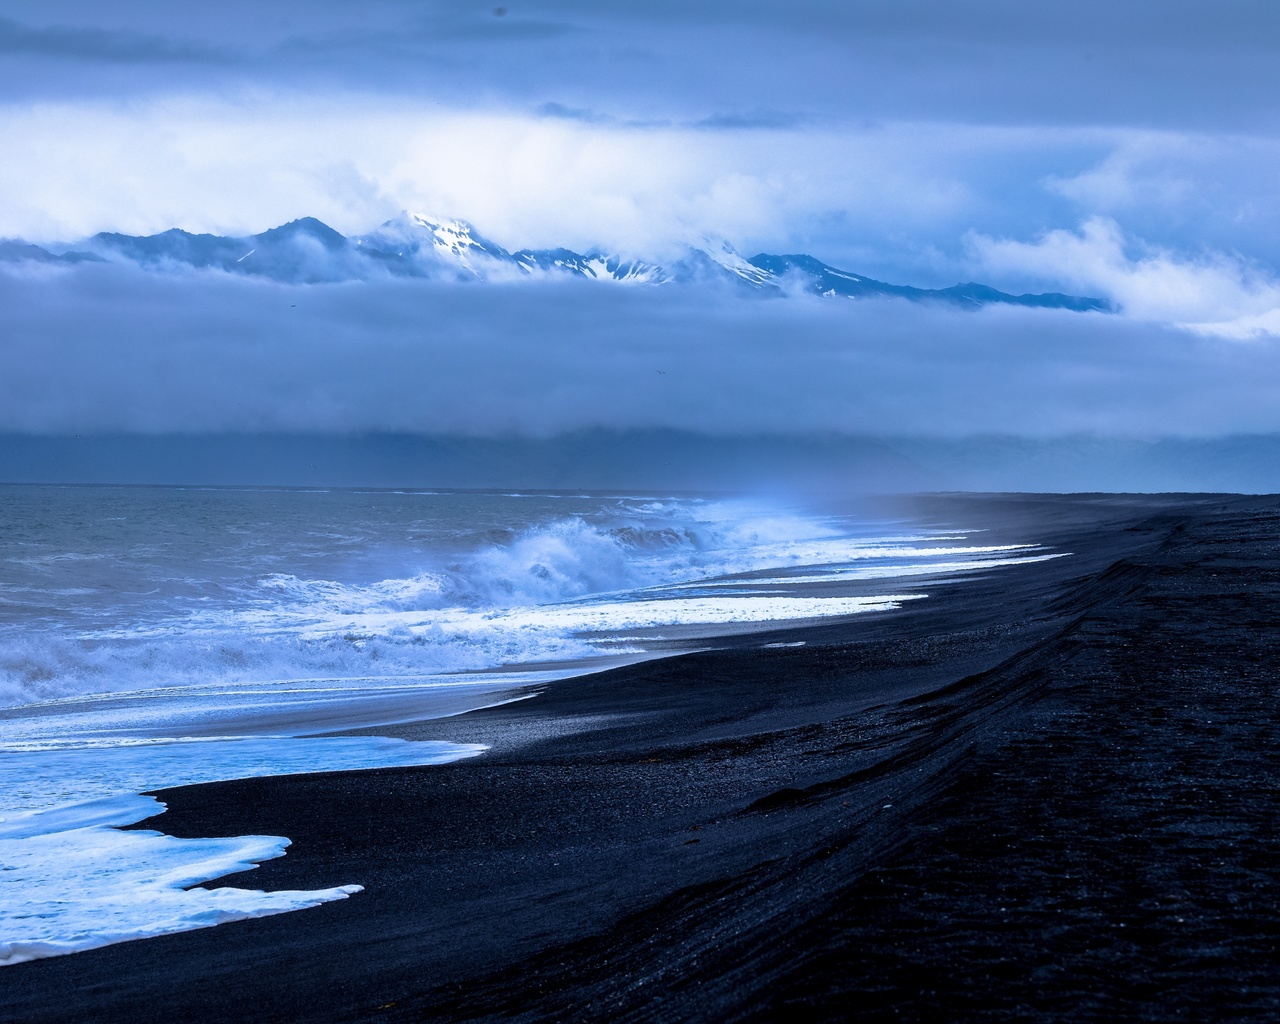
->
<box><xmin>690</xmin><ymin>111</ymin><xmax>810</xmax><ymax>131</ymax></box>
<box><xmin>5</xmin><ymin>2</ymin><xmax>1280</xmax><ymax>132</ymax></box>
<box><xmin>1184</xmin><ymin>310</ymin><xmax>1280</xmax><ymax>341</ymax></box>
<box><xmin>1046</xmin><ymin>142</ymin><xmax>1196</xmax><ymax>211</ymax></box>
<box><xmin>1038</xmin><ymin>133</ymin><xmax>1280</xmax><ymax>267</ymax></box>
<box><xmin>3</xmin><ymin>261</ymin><xmax>1280</xmax><ymax>439</ymax></box>
<box><xmin>403</xmin><ymin>8</ymin><xmax>579</xmax><ymax>43</ymax></box>
<box><xmin>969</xmin><ymin>218</ymin><xmax>1280</xmax><ymax>336</ymax></box>
<box><xmin>535</xmin><ymin>102</ymin><xmax>619</xmax><ymax>125</ymax></box>
<box><xmin>0</xmin><ymin>16</ymin><xmax>229</xmax><ymax>64</ymax></box>
<box><xmin>0</xmin><ymin>97</ymin><xmax>1087</xmax><ymax>267</ymax></box>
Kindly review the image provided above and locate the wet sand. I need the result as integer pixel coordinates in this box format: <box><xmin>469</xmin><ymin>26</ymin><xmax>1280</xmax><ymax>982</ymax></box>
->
<box><xmin>5</xmin><ymin>493</ymin><xmax>1280</xmax><ymax>1022</ymax></box>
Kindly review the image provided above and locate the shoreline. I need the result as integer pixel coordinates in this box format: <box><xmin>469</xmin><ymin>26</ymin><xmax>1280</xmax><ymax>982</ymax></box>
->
<box><xmin>5</xmin><ymin>493</ymin><xmax>1278</xmax><ymax>1021</ymax></box>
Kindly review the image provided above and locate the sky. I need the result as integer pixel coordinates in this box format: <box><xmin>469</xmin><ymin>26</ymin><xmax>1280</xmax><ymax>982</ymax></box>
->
<box><xmin>3</xmin><ymin>1</ymin><xmax>1280</xmax><ymax>457</ymax></box>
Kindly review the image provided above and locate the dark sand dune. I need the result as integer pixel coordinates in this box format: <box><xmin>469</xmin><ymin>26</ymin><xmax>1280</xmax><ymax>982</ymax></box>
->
<box><xmin>5</xmin><ymin>494</ymin><xmax>1279</xmax><ymax>1022</ymax></box>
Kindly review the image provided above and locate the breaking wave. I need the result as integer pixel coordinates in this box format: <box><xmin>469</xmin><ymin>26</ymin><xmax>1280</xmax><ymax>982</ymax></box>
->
<box><xmin>0</xmin><ymin>494</ymin><xmax>1047</xmax><ymax>708</ymax></box>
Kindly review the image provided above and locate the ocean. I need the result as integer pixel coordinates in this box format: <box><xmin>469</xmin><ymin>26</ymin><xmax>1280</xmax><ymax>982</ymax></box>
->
<box><xmin>0</xmin><ymin>484</ymin><xmax>1060</xmax><ymax>964</ymax></box>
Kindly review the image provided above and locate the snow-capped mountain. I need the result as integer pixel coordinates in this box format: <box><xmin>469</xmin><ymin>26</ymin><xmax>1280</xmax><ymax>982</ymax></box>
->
<box><xmin>0</xmin><ymin>213</ymin><xmax>1111</xmax><ymax>312</ymax></box>
<box><xmin>353</xmin><ymin>212</ymin><xmax>668</xmax><ymax>285</ymax></box>
<box><xmin>355</xmin><ymin>212</ymin><xmax>518</xmax><ymax>279</ymax></box>
<box><xmin>690</xmin><ymin>238</ymin><xmax>777</xmax><ymax>288</ymax></box>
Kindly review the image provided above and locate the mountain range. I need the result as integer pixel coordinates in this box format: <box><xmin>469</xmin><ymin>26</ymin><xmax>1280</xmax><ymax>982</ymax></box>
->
<box><xmin>1</xmin><ymin>212</ymin><xmax>1110</xmax><ymax>312</ymax></box>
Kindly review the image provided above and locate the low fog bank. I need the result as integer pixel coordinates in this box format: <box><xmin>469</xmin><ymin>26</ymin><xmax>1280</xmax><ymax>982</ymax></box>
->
<box><xmin>1</xmin><ymin>431</ymin><xmax>1277</xmax><ymax>494</ymax></box>
<box><xmin>4</xmin><ymin>263</ymin><xmax>1280</xmax><ymax>493</ymax></box>
<box><xmin>5</xmin><ymin>264</ymin><xmax>1280</xmax><ymax>439</ymax></box>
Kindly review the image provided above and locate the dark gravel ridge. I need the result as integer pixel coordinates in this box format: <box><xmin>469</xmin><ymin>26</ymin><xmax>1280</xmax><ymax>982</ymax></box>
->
<box><xmin>3</xmin><ymin>494</ymin><xmax>1277</xmax><ymax>1023</ymax></box>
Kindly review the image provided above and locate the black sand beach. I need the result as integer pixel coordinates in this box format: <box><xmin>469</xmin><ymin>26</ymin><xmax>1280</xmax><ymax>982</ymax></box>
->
<box><xmin>5</xmin><ymin>493</ymin><xmax>1280</xmax><ymax>1022</ymax></box>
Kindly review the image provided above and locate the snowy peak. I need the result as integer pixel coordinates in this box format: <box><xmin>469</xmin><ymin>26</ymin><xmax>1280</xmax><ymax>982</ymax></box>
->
<box><xmin>357</xmin><ymin>212</ymin><xmax>513</xmax><ymax>276</ymax></box>
<box><xmin>691</xmin><ymin>239</ymin><xmax>775</xmax><ymax>288</ymax></box>
<box><xmin>410</xmin><ymin>213</ymin><xmax>509</xmax><ymax>263</ymax></box>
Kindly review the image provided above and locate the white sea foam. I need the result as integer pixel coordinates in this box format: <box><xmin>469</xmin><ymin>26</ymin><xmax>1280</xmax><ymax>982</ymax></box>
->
<box><xmin>0</xmin><ymin>797</ymin><xmax>360</xmax><ymax>966</ymax></box>
<box><xmin>0</xmin><ymin>736</ymin><xmax>485</xmax><ymax>965</ymax></box>
<box><xmin>0</xmin><ymin>735</ymin><xmax>486</xmax><ymax>818</ymax></box>
<box><xmin>688</xmin><ymin>551</ymin><xmax>1069</xmax><ymax>588</ymax></box>
<box><xmin>273</xmin><ymin>594</ymin><xmax>926</xmax><ymax>647</ymax></box>
<box><xmin>0</xmin><ymin>793</ymin><xmax>165</xmax><ymax>841</ymax></box>
<box><xmin>0</xmin><ymin>676</ymin><xmax>547</xmax><ymax>753</ymax></box>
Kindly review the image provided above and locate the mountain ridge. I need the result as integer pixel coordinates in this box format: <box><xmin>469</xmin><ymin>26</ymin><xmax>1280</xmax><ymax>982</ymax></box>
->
<box><xmin>0</xmin><ymin>213</ymin><xmax>1112</xmax><ymax>313</ymax></box>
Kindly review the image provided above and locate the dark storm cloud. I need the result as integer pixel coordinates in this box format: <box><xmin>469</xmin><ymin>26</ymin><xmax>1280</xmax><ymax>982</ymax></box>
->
<box><xmin>0</xmin><ymin>15</ymin><xmax>229</xmax><ymax>64</ymax></box>
<box><xmin>530</xmin><ymin>102</ymin><xmax>806</xmax><ymax>132</ymax></box>
<box><xmin>689</xmin><ymin>112</ymin><xmax>811</xmax><ymax>132</ymax></box>
<box><xmin>534</xmin><ymin>102</ymin><xmax>626</xmax><ymax>126</ymax></box>
<box><xmin>3</xmin><ymin>2</ymin><xmax>1279</xmax><ymax>130</ymax></box>
<box><xmin>2</xmin><ymin>263</ymin><xmax>1278</xmax><ymax>439</ymax></box>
